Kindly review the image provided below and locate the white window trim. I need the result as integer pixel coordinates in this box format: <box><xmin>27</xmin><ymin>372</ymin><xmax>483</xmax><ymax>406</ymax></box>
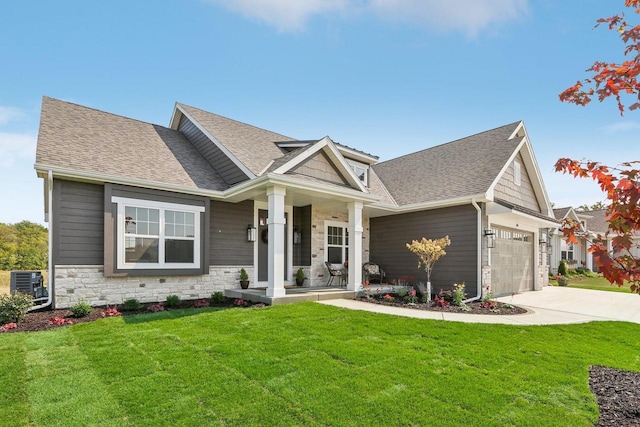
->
<box><xmin>513</xmin><ymin>160</ymin><xmax>522</xmax><ymax>186</ymax></box>
<box><xmin>346</xmin><ymin>159</ymin><xmax>369</xmax><ymax>186</ymax></box>
<box><xmin>324</xmin><ymin>220</ymin><xmax>349</xmax><ymax>263</ymax></box>
<box><xmin>112</xmin><ymin>196</ymin><xmax>204</xmax><ymax>270</ymax></box>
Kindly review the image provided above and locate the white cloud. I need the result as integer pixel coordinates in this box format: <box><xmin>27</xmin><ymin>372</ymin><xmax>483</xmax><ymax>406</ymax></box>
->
<box><xmin>600</xmin><ymin>121</ymin><xmax>640</xmax><ymax>133</ymax></box>
<box><xmin>369</xmin><ymin>0</ymin><xmax>529</xmax><ymax>36</ymax></box>
<box><xmin>205</xmin><ymin>0</ymin><xmax>528</xmax><ymax>34</ymax></box>
<box><xmin>0</xmin><ymin>132</ymin><xmax>37</xmax><ymax>167</ymax></box>
<box><xmin>0</xmin><ymin>106</ymin><xmax>26</xmax><ymax>125</ymax></box>
<box><xmin>207</xmin><ymin>0</ymin><xmax>351</xmax><ymax>32</ymax></box>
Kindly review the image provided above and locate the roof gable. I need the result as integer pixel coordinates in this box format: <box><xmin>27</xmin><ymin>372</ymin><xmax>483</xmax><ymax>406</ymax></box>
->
<box><xmin>372</xmin><ymin>122</ymin><xmax>522</xmax><ymax>206</ymax></box>
<box><xmin>270</xmin><ymin>136</ymin><xmax>368</xmax><ymax>192</ymax></box>
<box><xmin>487</xmin><ymin>122</ymin><xmax>553</xmax><ymax>216</ymax></box>
<box><xmin>173</xmin><ymin>103</ymin><xmax>293</xmax><ymax>176</ymax></box>
<box><xmin>288</xmin><ymin>151</ymin><xmax>349</xmax><ymax>186</ymax></box>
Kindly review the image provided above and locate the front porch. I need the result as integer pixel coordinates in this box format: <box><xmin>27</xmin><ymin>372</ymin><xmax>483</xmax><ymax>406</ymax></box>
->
<box><xmin>225</xmin><ymin>286</ymin><xmax>356</xmax><ymax>305</ymax></box>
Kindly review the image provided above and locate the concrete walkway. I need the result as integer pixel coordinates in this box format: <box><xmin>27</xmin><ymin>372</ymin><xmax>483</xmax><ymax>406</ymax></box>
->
<box><xmin>318</xmin><ymin>286</ymin><xmax>640</xmax><ymax>325</ymax></box>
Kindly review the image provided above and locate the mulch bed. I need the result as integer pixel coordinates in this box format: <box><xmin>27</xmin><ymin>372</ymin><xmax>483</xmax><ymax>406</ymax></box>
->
<box><xmin>590</xmin><ymin>366</ymin><xmax>640</xmax><ymax>426</ymax></box>
<box><xmin>356</xmin><ymin>296</ymin><xmax>528</xmax><ymax>315</ymax></box>
<box><xmin>0</xmin><ymin>299</ymin><xmax>263</xmax><ymax>334</ymax></box>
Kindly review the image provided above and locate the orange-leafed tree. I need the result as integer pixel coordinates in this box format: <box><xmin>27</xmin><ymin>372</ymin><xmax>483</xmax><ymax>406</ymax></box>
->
<box><xmin>559</xmin><ymin>0</ymin><xmax>640</xmax><ymax>115</ymax></box>
<box><xmin>555</xmin><ymin>160</ymin><xmax>640</xmax><ymax>293</ymax></box>
<box><xmin>557</xmin><ymin>1</ymin><xmax>640</xmax><ymax>294</ymax></box>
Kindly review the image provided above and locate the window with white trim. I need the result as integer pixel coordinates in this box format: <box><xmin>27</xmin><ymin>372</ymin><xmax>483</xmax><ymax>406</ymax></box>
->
<box><xmin>346</xmin><ymin>159</ymin><xmax>368</xmax><ymax>186</ymax></box>
<box><xmin>325</xmin><ymin>221</ymin><xmax>349</xmax><ymax>264</ymax></box>
<box><xmin>513</xmin><ymin>160</ymin><xmax>522</xmax><ymax>186</ymax></box>
<box><xmin>113</xmin><ymin>197</ymin><xmax>204</xmax><ymax>270</ymax></box>
<box><xmin>560</xmin><ymin>239</ymin><xmax>574</xmax><ymax>262</ymax></box>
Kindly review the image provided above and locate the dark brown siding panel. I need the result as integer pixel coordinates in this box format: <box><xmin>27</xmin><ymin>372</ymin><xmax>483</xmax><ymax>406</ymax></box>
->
<box><xmin>293</xmin><ymin>205</ymin><xmax>311</xmax><ymax>266</ymax></box>
<box><xmin>53</xmin><ymin>180</ymin><xmax>104</xmax><ymax>265</ymax></box>
<box><xmin>178</xmin><ymin>116</ymin><xmax>248</xmax><ymax>185</ymax></box>
<box><xmin>210</xmin><ymin>200</ymin><xmax>254</xmax><ymax>265</ymax></box>
<box><xmin>370</xmin><ymin>205</ymin><xmax>478</xmax><ymax>293</ymax></box>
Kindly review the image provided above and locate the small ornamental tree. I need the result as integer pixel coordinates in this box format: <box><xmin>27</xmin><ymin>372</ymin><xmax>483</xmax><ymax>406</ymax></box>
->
<box><xmin>555</xmin><ymin>159</ymin><xmax>640</xmax><ymax>294</ymax></box>
<box><xmin>406</xmin><ymin>236</ymin><xmax>451</xmax><ymax>301</ymax></box>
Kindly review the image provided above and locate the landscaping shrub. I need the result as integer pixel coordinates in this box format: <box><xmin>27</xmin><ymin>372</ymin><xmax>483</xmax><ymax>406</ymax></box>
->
<box><xmin>210</xmin><ymin>291</ymin><xmax>225</xmax><ymax>304</ymax></box>
<box><xmin>122</xmin><ymin>298</ymin><xmax>141</xmax><ymax>311</ymax></box>
<box><xmin>0</xmin><ymin>292</ymin><xmax>33</xmax><ymax>324</ymax></box>
<box><xmin>558</xmin><ymin>276</ymin><xmax>570</xmax><ymax>286</ymax></box>
<box><xmin>165</xmin><ymin>295</ymin><xmax>181</xmax><ymax>308</ymax></box>
<box><xmin>70</xmin><ymin>300</ymin><xmax>93</xmax><ymax>318</ymax></box>
<box><xmin>452</xmin><ymin>283</ymin><xmax>465</xmax><ymax>307</ymax></box>
<box><xmin>396</xmin><ymin>286</ymin><xmax>408</xmax><ymax>298</ymax></box>
<box><xmin>558</xmin><ymin>260</ymin><xmax>568</xmax><ymax>276</ymax></box>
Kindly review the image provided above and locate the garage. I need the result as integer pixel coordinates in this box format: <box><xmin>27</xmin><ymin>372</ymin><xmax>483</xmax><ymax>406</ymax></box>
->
<box><xmin>491</xmin><ymin>227</ymin><xmax>534</xmax><ymax>296</ymax></box>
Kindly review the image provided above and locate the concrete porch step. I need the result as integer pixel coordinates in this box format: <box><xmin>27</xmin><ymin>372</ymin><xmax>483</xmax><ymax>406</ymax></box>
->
<box><xmin>225</xmin><ymin>287</ymin><xmax>356</xmax><ymax>306</ymax></box>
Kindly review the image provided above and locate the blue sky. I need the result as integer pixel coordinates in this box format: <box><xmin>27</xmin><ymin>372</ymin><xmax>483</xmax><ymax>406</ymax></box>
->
<box><xmin>1</xmin><ymin>0</ymin><xmax>639</xmax><ymax>225</ymax></box>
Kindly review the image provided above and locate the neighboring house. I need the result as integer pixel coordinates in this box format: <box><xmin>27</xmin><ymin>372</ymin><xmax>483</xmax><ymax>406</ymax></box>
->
<box><xmin>550</xmin><ymin>207</ymin><xmax>592</xmax><ymax>272</ymax></box>
<box><xmin>552</xmin><ymin>208</ymin><xmax>640</xmax><ymax>274</ymax></box>
<box><xmin>35</xmin><ymin>97</ymin><xmax>557</xmax><ymax>308</ymax></box>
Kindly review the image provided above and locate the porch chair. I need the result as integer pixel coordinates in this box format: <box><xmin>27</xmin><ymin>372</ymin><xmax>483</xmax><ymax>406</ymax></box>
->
<box><xmin>363</xmin><ymin>262</ymin><xmax>385</xmax><ymax>284</ymax></box>
<box><xmin>325</xmin><ymin>262</ymin><xmax>347</xmax><ymax>287</ymax></box>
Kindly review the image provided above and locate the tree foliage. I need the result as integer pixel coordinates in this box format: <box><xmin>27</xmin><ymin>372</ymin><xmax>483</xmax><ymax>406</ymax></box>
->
<box><xmin>559</xmin><ymin>0</ymin><xmax>640</xmax><ymax>115</ymax></box>
<box><xmin>405</xmin><ymin>236</ymin><xmax>451</xmax><ymax>284</ymax></box>
<box><xmin>0</xmin><ymin>221</ymin><xmax>48</xmax><ymax>271</ymax></box>
<box><xmin>555</xmin><ymin>159</ymin><xmax>640</xmax><ymax>293</ymax></box>
<box><xmin>576</xmin><ymin>201</ymin><xmax>607</xmax><ymax>211</ymax></box>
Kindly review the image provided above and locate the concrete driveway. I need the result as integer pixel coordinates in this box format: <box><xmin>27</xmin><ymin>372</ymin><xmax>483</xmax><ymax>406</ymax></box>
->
<box><xmin>496</xmin><ymin>286</ymin><xmax>640</xmax><ymax>325</ymax></box>
<box><xmin>319</xmin><ymin>286</ymin><xmax>640</xmax><ymax>325</ymax></box>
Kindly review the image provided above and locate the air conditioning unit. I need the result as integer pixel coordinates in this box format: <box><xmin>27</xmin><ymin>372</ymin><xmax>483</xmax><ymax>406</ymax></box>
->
<box><xmin>10</xmin><ymin>271</ymin><xmax>45</xmax><ymax>296</ymax></box>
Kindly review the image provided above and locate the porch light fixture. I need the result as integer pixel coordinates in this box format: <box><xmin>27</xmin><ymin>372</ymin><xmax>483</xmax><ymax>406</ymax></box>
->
<box><xmin>484</xmin><ymin>229</ymin><xmax>495</xmax><ymax>249</ymax></box>
<box><xmin>247</xmin><ymin>225</ymin><xmax>256</xmax><ymax>242</ymax></box>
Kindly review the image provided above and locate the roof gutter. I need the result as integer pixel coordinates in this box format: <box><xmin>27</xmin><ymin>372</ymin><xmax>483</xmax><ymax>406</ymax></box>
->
<box><xmin>30</xmin><ymin>170</ymin><xmax>54</xmax><ymax>311</ymax></box>
<box><xmin>464</xmin><ymin>198</ymin><xmax>483</xmax><ymax>304</ymax></box>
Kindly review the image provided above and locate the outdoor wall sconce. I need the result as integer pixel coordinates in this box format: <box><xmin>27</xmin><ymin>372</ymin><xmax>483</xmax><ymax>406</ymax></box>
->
<box><xmin>247</xmin><ymin>225</ymin><xmax>256</xmax><ymax>242</ymax></box>
<box><xmin>484</xmin><ymin>229</ymin><xmax>495</xmax><ymax>249</ymax></box>
<box><xmin>293</xmin><ymin>228</ymin><xmax>301</xmax><ymax>245</ymax></box>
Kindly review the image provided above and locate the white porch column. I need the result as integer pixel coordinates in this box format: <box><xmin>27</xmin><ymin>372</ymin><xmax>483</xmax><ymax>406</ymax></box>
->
<box><xmin>267</xmin><ymin>186</ymin><xmax>286</xmax><ymax>298</ymax></box>
<box><xmin>585</xmin><ymin>238</ymin><xmax>593</xmax><ymax>271</ymax></box>
<box><xmin>347</xmin><ymin>201</ymin><xmax>363</xmax><ymax>291</ymax></box>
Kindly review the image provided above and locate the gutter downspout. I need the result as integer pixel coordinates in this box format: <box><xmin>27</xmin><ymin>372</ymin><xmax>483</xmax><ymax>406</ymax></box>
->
<box><xmin>30</xmin><ymin>170</ymin><xmax>53</xmax><ymax>311</ymax></box>
<box><xmin>464</xmin><ymin>198</ymin><xmax>483</xmax><ymax>304</ymax></box>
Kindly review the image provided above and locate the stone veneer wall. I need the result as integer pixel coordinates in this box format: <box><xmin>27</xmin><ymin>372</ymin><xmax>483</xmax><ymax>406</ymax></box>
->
<box><xmin>53</xmin><ymin>265</ymin><xmax>254</xmax><ymax>309</ymax></box>
<box><xmin>308</xmin><ymin>207</ymin><xmax>370</xmax><ymax>287</ymax></box>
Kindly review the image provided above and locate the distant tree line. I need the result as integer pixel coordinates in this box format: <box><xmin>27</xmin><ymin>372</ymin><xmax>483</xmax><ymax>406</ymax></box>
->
<box><xmin>0</xmin><ymin>221</ymin><xmax>48</xmax><ymax>271</ymax></box>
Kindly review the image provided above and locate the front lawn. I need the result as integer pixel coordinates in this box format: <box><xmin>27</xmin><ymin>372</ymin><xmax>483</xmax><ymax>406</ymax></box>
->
<box><xmin>1</xmin><ymin>303</ymin><xmax>638</xmax><ymax>426</ymax></box>
<box><xmin>550</xmin><ymin>275</ymin><xmax>634</xmax><ymax>293</ymax></box>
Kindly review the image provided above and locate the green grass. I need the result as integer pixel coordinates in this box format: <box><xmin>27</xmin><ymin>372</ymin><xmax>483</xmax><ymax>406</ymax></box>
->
<box><xmin>1</xmin><ymin>303</ymin><xmax>639</xmax><ymax>426</ymax></box>
<box><xmin>550</xmin><ymin>275</ymin><xmax>633</xmax><ymax>293</ymax></box>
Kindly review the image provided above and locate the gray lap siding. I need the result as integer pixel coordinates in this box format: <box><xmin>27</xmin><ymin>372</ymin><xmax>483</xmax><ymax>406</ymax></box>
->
<box><xmin>369</xmin><ymin>205</ymin><xmax>478</xmax><ymax>293</ymax></box>
<box><xmin>209</xmin><ymin>200</ymin><xmax>254</xmax><ymax>265</ymax></box>
<box><xmin>54</xmin><ymin>180</ymin><xmax>253</xmax><ymax>273</ymax></box>
<box><xmin>53</xmin><ymin>180</ymin><xmax>105</xmax><ymax>266</ymax></box>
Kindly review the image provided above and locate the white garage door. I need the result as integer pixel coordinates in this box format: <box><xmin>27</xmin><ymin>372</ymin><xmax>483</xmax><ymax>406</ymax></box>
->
<box><xmin>491</xmin><ymin>227</ymin><xmax>534</xmax><ymax>296</ymax></box>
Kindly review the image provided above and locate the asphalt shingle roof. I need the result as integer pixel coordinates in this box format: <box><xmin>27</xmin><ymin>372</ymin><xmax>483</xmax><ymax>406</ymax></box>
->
<box><xmin>36</xmin><ymin>97</ymin><xmax>228</xmax><ymax>191</ymax></box>
<box><xmin>553</xmin><ymin>207</ymin><xmax>572</xmax><ymax>219</ymax></box>
<box><xmin>371</xmin><ymin>122</ymin><xmax>522</xmax><ymax>206</ymax></box>
<box><xmin>177</xmin><ymin>104</ymin><xmax>295</xmax><ymax>176</ymax></box>
<box><xmin>581</xmin><ymin>208</ymin><xmax>609</xmax><ymax>234</ymax></box>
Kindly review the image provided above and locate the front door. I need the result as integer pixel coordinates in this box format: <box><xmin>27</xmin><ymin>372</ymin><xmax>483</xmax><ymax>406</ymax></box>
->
<box><xmin>257</xmin><ymin>209</ymin><xmax>288</xmax><ymax>283</ymax></box>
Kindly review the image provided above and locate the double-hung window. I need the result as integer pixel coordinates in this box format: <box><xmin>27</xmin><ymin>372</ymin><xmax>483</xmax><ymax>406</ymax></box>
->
<box><xmin>113</xmin><ymin>197</ymin><xmax>204</xmax><ymax>270</ymax></box>
<box><xmin>325</xmin><ymin>221</ymin><xmax>349</xmax><ymax>264</ymax></box>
